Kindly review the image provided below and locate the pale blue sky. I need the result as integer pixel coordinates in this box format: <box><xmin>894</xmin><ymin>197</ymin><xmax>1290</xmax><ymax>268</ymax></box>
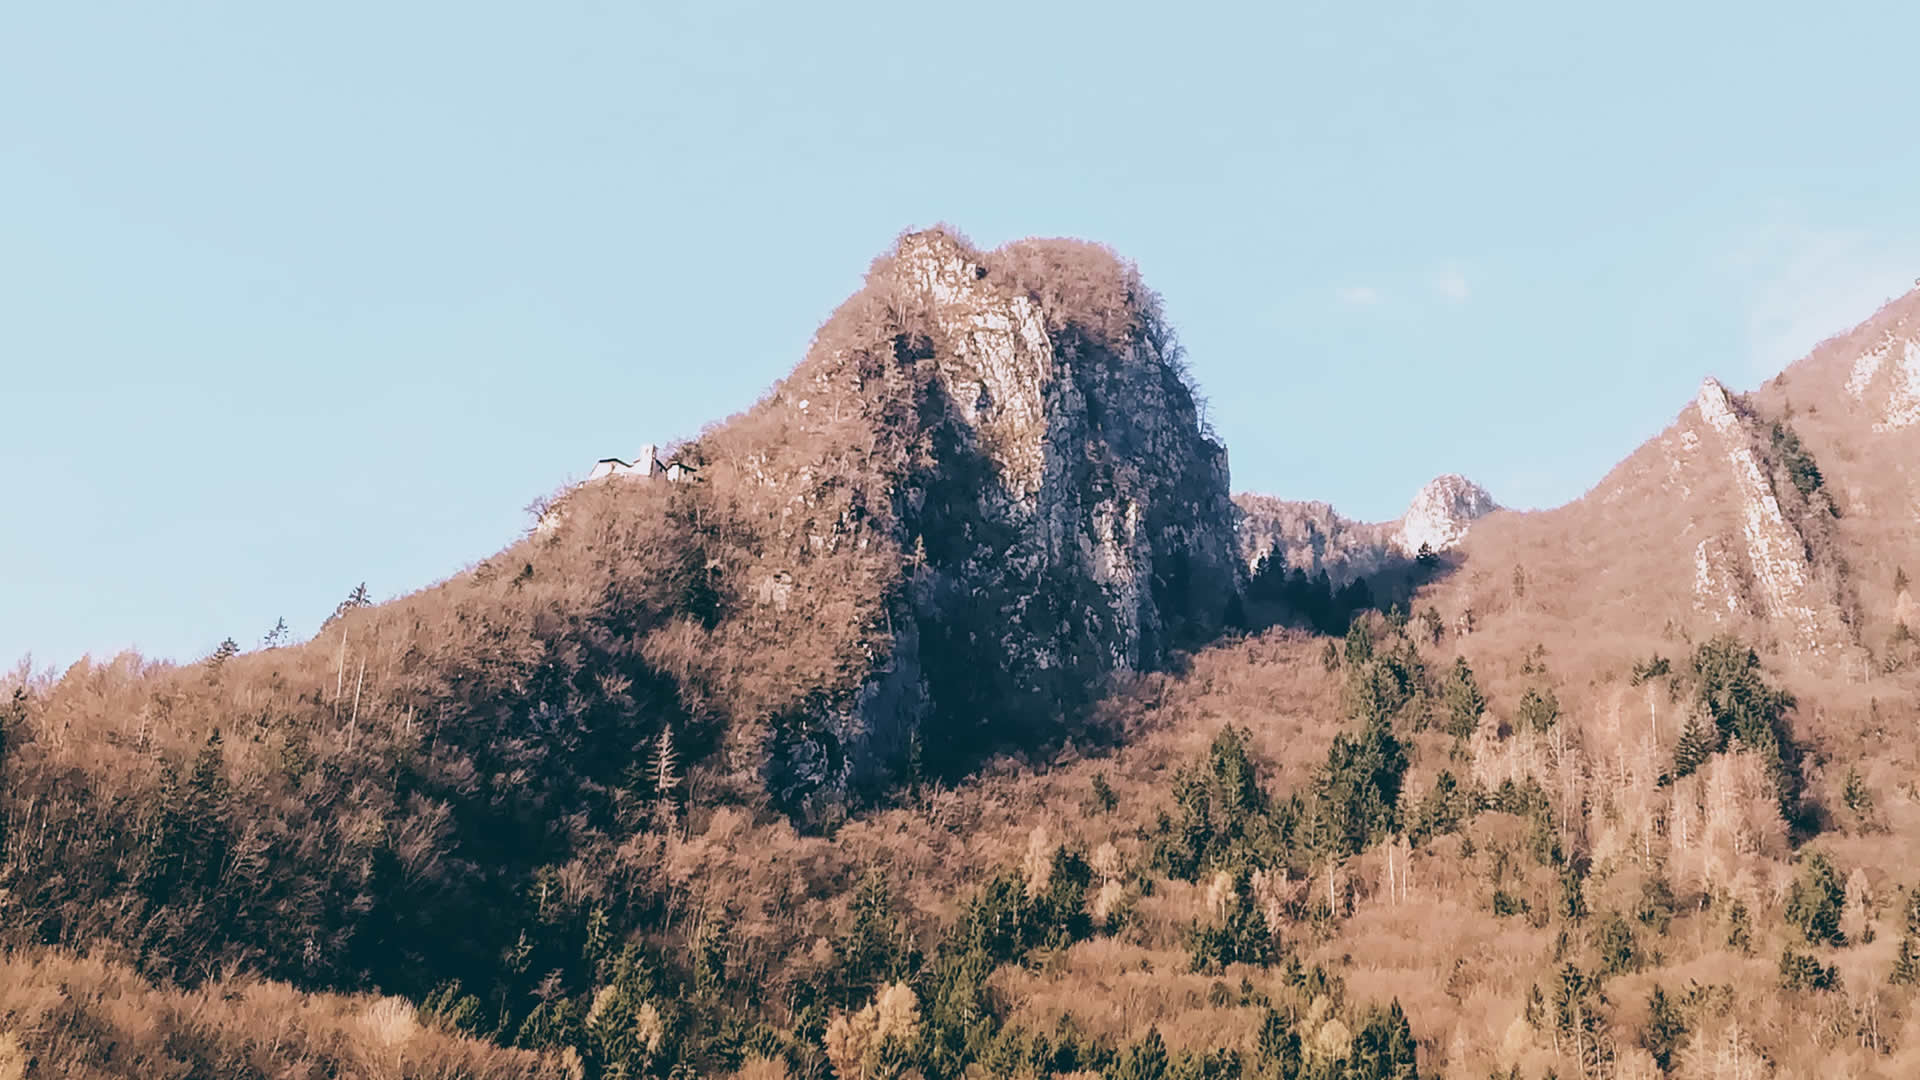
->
<box><xmin>6</xmin><ymin>2</ymin><xmax>1919</xmax><ymax>669</ymax></box>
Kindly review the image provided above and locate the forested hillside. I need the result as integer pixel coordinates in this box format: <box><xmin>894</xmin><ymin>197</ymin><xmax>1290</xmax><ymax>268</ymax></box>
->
<box><xmin>6</xmin><ymin>237</ymin><xmax>1920</xmax><ymax>1079</ymax></box>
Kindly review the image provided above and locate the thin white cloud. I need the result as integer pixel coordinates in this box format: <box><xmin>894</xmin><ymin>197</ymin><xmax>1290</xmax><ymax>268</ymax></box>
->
<box><xmin>1432</xmin><ymin>263</ymin><xmax>1471</xmax><ymax>303</ymax></box>
<box><xmin>1335</xmin><ymin>285</ymin><xmax>1382</xmax><ymax>308</ymax></box>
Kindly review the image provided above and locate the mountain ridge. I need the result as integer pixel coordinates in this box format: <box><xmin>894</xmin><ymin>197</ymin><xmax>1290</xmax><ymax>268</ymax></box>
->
<box><xmin>8</xmin><ymin>234</ymin><xmax>1920</xmax><ymax>1079</ymax></box>
<box><xmin>1233</xmin><ymin>473</ymin><xmax>1498</xmax><ymax>587</ymax></box>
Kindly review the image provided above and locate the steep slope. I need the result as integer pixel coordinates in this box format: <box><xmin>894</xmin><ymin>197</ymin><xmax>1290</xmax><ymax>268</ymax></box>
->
<box><xmin>13</xmin><ymin>230</ymin><xmax>1920</xmax><ymax>1080</ymax></box>
<box><xmin>0</xmin><ymin>228</ymin><xmax>1246</xmax><ymax>1056</ymax></box>
<box><xmin>1395</xmin><ymin>473</ymin><xmax>1500</xmax><ymax>555</ymax></box>
<box><xmin>1754</xmin><ymin>285</ymin><xmax>1920</xmax><ymax>657</ymax></box>
<box><xmin>1233</xmin><ymin>474</ymin><xmax>1498</xmax><ymax>583</ymax></box>
<box><xmin>659</xmin><ymin>229</ymin><xmax>1242</xmax><ymax>808</ymax></box>
<box><xmin>1435</xmin><ymin>287</ymin><xmax>1920</xmax><ymax>676</ymax></box>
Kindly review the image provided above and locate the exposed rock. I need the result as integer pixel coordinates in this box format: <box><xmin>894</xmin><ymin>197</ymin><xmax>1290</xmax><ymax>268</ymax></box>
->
<box><xmin>1844</xmin><ymin>327</ymin><xmax>1920</xmax><ymax>431</ymax></box>
<box><xmin>1692</xmin><ymin>537</ymin><xmax>1745</xmax><ymax>620</ymax></box>
<box><xmin>712</xmin><ymin>229</ymin><xmax>1242</xmax><ymax>811</ymax></box>
<box><xmin>1394</xmin><ymin>474</ymin><xmax>1499</xmax><ymax>556</ymax></box>
<box><xmin>891</xmin><ymin>231</ymin><xmax>1241</xmax><ymax>671</ymax></box>
<box><xmin>1688</xmin><ymin>377</ymin><xmax>1845</xmax><ymax>658</ymax></box>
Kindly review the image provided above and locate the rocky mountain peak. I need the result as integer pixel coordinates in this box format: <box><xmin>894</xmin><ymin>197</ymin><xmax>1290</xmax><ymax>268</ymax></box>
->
<box><xmin>699</xmin><ymin>228</ymin><xmax>1244</xmax><ymax>809</ymax></box>
<box><xmin>1393</xmin><ymin>473</ymin><xmax>1498</xmax><ymax>555</ymax></box>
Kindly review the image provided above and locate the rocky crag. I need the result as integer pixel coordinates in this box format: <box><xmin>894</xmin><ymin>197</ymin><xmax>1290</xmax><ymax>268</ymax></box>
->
<box><xmin>1681</xmin><ymin>377</ymin><xmax>1850</xmax><ymax>659</ymax></box>
<box><xmin>663</xmin><ymin>229</ymin><xmax>1243</xmax><ymax>812</ymax></box>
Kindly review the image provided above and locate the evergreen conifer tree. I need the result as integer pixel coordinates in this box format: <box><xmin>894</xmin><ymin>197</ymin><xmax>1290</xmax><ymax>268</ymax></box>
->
<box><xmin>1785</xmin><ymin>852</ymin><xmax>1847</xmax><ymax>947</ymax></box>
<box><xmin>207</xmin><ymin>637</ymin><xmax>239</xmax><ymax>672</ymax></box>
<box><xmin>1442</xmin><ymin>656</ymin><xmax>1486</xmax><ymax>738</ymax></box>
<box><xmin>329</xmin><ymin>582</ymin><xmax>372</xmax><ymax>625</ymax></box>
<box><xmin>1256</xmin><ymin>1008</ymin><xmax>1301</xmax><ymax>1076</ymax></box>
<box><xmin>1643</xmin><ymin>985</ymin><xmax>1686</xmax><ymax>1071</ymax></box>
<box><xmin>1517</xmin><ymin>686</ymin><xmax>1559</xmax><ymax>733</ymax></box>
<box><xmin>142</xmin><ymin>761</ymin><xmax>188</xmax><ymax>902</ymax></box>
<box><xmin>1671</xmin><ymin>713</ymin><xmax>1716</xmax><ymax>780</ymax></box>
<box><xmin>1892</xmin><ymin>934</ymin><xmax>1920</xmax><ymax>987</ymax></box>
<box><xmin>1726</xmin><ymin>899</ymin><xmax>1753</xmax><ymax>953</ymax></box>
<box><xmin>1111</xmin><ymin>1028</ymin><xmax>1168</xmax><ymax>1080</ymax></box>
<box><xmin>186</xmin><ymin>728</ymin><xmax>232</xmax><ymax>886</ymax></box>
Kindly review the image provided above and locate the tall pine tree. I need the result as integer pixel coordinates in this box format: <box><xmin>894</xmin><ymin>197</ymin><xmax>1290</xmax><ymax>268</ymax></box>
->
<box><xmin>1672</xmin><ymin>713</ymin><xmax>1715</xmax><ymax>780</ymax></box>
<box><xmin>1442</xmin><ymin>656</ymin><xmax>1486</xmax><ymax>738</ymax></box>
<box><xmin>1644</xmin><ymin>984</ymin><xmax>1687</xmax><ymax>1070</ymax></box>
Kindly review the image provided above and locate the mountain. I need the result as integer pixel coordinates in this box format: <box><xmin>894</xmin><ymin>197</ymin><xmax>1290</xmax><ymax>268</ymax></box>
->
<box><xmin>1233</xmin><ymin>474</ymin><xmax>1498</xmax><ymax>583</ymax></box>
<box><xmin>0</xmin><ymin>228</ymin><xmax>1258</xmax><ymax>1076</ymax></box>
<box><xmin>8</xmin><ymin>237</ymin><xmax>1920</xmax><ymax>1080</ymax></box>
<box><xmin>1445</xmin><ymin>287</ymin><xmax>1920</xmax><ymax>676</ymax></box>
<box><xmin>603</xmin><ymin>228</ymin><xmax>1243</xmax><ymax>812</ymax></box>
<box><xmin>530</xmin><ymin>229</ymin><xmax>1242</xmax><ymax>814</ymax></box>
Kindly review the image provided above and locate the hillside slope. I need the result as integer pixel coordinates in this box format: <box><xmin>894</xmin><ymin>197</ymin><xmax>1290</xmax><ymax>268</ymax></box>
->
<box><xmin>1438</xmin><ymin>286</ymin><xmax>1920</xmax><ymax>679</ymax></box>
<box><xmin>0</xmin><ymin>229</ymin><xmax>1249</xmax><ymax>1078</ymax></box>
<box><xmin>668</xmin><ymin>229</ymin><xmax>1244</xmax><ymax>810</ymax></box>
<box><xmin>7</xmin><ymin>246</ymin><xmax>1920</xmax><ymax>1080</ymax></box>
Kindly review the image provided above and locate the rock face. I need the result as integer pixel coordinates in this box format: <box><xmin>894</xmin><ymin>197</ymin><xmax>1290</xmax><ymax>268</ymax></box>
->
<box><xmin>1844</xmin><ymin>325</ymin><xmax>1920</xmax><ymax>431</ymax></box>
<box><xmin>1686</xmin><ymin>378</ymin><xmax>1844</xmax><ymax>656</ymax></box>
<box><xmin>1394</xmin><ymin>474</ymin><xmax>1499</xmax><ymax>555</ymax></box>
<box><xmin>1234</xmin><ymin>474</ymin><xmax>1497</xmax><ymax>583</ymax></box>
<box><xmin>892</xmin><ymin>232</ymin><xmax>1242</xmax><ymax>671</ymax></box>
<box><xmin>1570</xmin><ymin>370</ymin><xmax>1860</xmax><ymax>666</ymax></box>
<box><xmin>729</xmin><ymin>229</ymin><xmax>1243</xmax><ymax>810</ymax></box>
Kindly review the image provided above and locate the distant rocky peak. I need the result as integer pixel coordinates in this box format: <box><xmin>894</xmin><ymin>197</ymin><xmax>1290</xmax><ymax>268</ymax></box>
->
<box><xmin>1393</xmin><ymin>474</ymin><xmax>1498</xmax><ymax>555</ymax></box>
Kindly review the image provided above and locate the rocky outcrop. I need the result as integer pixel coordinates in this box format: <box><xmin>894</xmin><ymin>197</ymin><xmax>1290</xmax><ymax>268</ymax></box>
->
<box><xmin>1234</xmin><ymin>474</ymin><xmax>1497</xmax><ymax>583</ymax></box>
<box><xmin>727</xmin><ymin>229</ymin><xmax>1242</xmax><ymax>811</ymax></box>
<box><xmin>1394</xmin><ymin>474</ymin><xmax>1499</xmax><ymax>555</ymax></box>
<box><xmin>1685</xmin><ymin>378</ymin><xmax>1847</xmax><ymax>658</ymax></box>
<box><xmin>891</xmin><ymin>232</ymin><xmax>1241</xmax><ymax>671</ymax></box>
<box><xmin>1845</xmin><ymin>327</ymin><xmax>1920</xmax><ymax>432</ymax></box>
